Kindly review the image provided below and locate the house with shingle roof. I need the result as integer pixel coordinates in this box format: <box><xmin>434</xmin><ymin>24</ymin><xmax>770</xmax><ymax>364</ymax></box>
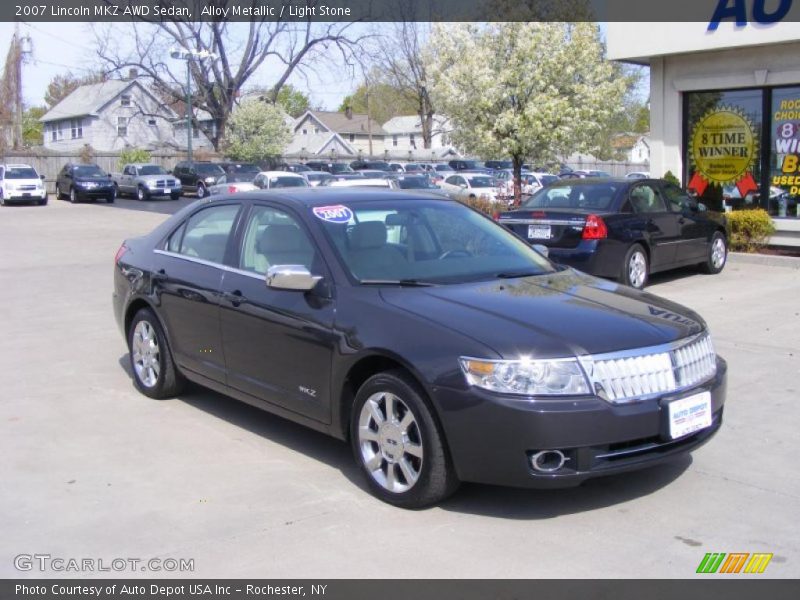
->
<box><xmin>381</xmin><ymin>114</ymin><xmax>458</xmax><ymax>160</ymax></box>
<box><xmin>611</xmin><ymin>133</ymin><xmax>650</xmax><ymax>164</ymax></box>
<box><xmin>39</xmin><ymin>77</ymin><xmax>214</xmax><ymax>152</ymax></box>
<box><xmin>285</xmin><ymin>108</ymin><xmax>387</xmax><ymax>159</ymax></box>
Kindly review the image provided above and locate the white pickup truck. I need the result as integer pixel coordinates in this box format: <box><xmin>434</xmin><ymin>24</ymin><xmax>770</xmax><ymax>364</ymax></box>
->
<box><xmin>112</xmin><ymin>163</ymin><xmax>182</xmax><ymax>201</ymax></box>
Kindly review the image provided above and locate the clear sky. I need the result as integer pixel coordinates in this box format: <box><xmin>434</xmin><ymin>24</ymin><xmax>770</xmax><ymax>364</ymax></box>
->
<box><xmin>0</xmin><ymin>21</ymin><xmax>360</xmax><ymax>110</ymax></box>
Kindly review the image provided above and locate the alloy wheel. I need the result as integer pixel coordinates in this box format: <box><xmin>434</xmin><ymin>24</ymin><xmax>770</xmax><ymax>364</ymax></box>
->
<box><xmin>628</xmin><ymin>251</ymin><xmax>647</xmax><ymax>288</ymax></box>
<box><xmin>711</xmin><ymin>237</ymin><xmax>726</xmax><ymax>269</ymax></box>
<box><xmin>358</xmin><ymin>391</ymin><xmax>424</xmax><ymax>493</ymax></box>
<box><xmin>131</xmin><ymin>321</ymin><xmax>160</xmax><ymax>388</ymax></box>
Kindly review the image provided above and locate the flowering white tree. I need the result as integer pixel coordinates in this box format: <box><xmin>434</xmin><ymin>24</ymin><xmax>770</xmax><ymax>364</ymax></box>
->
<box><xmin>428</xmin><ymin>22</ymin><xmax>627</xmax><ymax>204</ymax></box>
<box><xmin>221</xmin><ymin>100</ymin><xmax>291</xmax><ymax>163</ymax></box>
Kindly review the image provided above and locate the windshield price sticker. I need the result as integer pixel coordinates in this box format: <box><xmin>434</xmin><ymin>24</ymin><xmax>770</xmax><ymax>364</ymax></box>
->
<box><xmin>313</xmin><ymin>205</ymin><xmax>353</xmax><ymax>223</ymax></box>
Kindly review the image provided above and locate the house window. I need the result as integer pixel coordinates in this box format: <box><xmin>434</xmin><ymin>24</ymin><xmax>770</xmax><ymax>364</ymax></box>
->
<box><xmin>50</xmin><ymin>123</ymin><xmax>64</xmax><ymax>142</ymax></box>
<box><xmin>117</xmin><ymin>117</ymin><xmax>128</xmax><ymax>137</ymax></box>
<box><xmin>302</xmin><ymin>129</ymin><xmax>308</xmax><ymax>135</ymax></box>
<box><xmin>147</xmin><ymin>118</ymin><xmax>157</xmax><ymax>126</ymax></box>
<box><xmin>349</xmin><ymin>133</ymin><xmax>355</xmax><ymax>142</ymax></box>
<box><xmin>409</xmin><ymin>134</ymin><xmax>416</xmax><ymax>148</ymax></box>
<box><xmin>120</xmin><ymin>94</ymin><xmax>131</xmax><ymax>107</ymax></box>
<box><xmin>70</xmin><ymin>118</ymin><xmax>83</xmax><ymax>139</ymax></box>
<box><xmin>192</xmin><ymin>127</ymin><xmax>199</xmax><ymax>139</ymax></box>
<box><xmin>314</xmin><ymin>127</ymin><xmax>320</xmax><ymax>134</ymax></box>
<box><xmin>392</xmin><ymin>135</ymin><xmax>398</xmax><ymax>147</ymax></box>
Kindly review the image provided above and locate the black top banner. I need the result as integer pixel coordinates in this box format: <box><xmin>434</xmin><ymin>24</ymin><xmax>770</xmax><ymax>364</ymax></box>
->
<box><xmin>5</xmin><ymin>0</ymin><xmax>800</xmax><ymax>23</ymax></box>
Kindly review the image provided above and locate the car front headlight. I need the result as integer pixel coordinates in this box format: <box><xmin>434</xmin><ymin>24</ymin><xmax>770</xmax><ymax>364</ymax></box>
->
<box><xmin>5</xmin><ymin>182</ymin><xmax>15</xmax><ymax>191</ymax></box>
<box><xmin>204</xmin><ymin>176</ymin><xmax>216</xmax><ymax>183</ymax></box>
<box><xmin>460</xmin><ymin>356</ymin><xmax>590</xmax><ymax>396</ymax></box>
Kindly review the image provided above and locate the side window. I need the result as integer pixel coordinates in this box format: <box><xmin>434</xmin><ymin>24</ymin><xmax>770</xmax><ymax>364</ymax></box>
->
<box><xmin>629</xmin><ymin>184</ymin><xmax>667</xmax><ymax>213</ymax></box>
<box><xmin>662</xmin><ymin>183</ymin><xmax>692</xmax><ymax>212</ymax></box>
<box><xmin>178</xmin><ymin>204</ymin><xmax>240</xmax><ymax>264</ymax></box>
<box><xmin>166</xmin><ymin>222</ymin><xmax>187</xmax><ymax>253</ymax></box>
<box><xmin>239</xmin><ymin>205</ymin><xmax>318</xmax><ymax>275</ymax></box>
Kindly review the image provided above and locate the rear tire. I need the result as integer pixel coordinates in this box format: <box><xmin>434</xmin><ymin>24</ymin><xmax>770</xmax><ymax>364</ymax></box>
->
<box><xmin>620</xmin><ymin>243</ymin><xmax>649</xmax><ymax>289</ymax></box>
<box><xmin>700</xmin><ymin>231</ymin><xmax>727</xmax><ymax>274</ymax></box>
<box><xmin>127</xmin><ymin>308</ymin><xmax>185</xmax><ymax>399</ymax></box>
<box><xmin>350</xmin><ymin>369</ymin><xmax>459</xmax><ymax>508</ymax></box>
<box><xmin>57</xmin><ymin>185</ymin><xmax>66</xmax><ymax>200</ymax></box>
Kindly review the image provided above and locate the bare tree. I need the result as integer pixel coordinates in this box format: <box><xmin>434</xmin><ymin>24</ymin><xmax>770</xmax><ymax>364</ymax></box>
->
<box><xmin>93</xmin><ymin>1</ymin><xmax>368</xmax><ymax>151</ymax></box>
<box><xmin>366</xmin><ymin>7</ymin><xmax>434</xmax><ymax>148</ymax></box>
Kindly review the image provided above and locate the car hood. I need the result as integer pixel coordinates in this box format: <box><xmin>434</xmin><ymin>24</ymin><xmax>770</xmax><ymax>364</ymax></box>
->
<box><xmin>380</xmin><ymin>269</ymin><xmax>705</xmax><ymax>359</ymax></box>
<box><xmin>138</xmin><ymin>174</ymin><xmax>175</xmax><ymax>182</ymax></box>
<box><xmin>75</xmin><ymin>176</ymin><xmax>113</xmax><ymax>184</ymax></box>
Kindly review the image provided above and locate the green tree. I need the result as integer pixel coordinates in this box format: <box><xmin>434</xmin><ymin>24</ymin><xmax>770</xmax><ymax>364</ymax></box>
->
<box><xmin>44</xmin><ymin>72</ymin><xmax>107</xmax><ymax>107</ymax></box>
<box><xmin>275</xmin><ymin>85</ymin><xmax>311</xmax><ymax>118</ymax></box>
<box><xmin>221</xmin><ymin>100</ymin><xmax>291</xmax><ymax>162</ymax></box>
<box><xmin>428</xmin><ymin>22</ymin><xmax>627</xmax><ymax>203</ymax></box>
<box><xmin>339</xmin><ymin>78</ymin><xmax>418</xmax><ymax>127</ymax></box>
<box><xmin>633</xmin><ymin>102</ymin><xmax>650</xmax><ymax>133</ymax></box>
<box><xmin>118</xmin><ymin>148</ymin><xmax>151</xmax><ymax>169</ymax></box>
<box><xmin>22</xmin><ymin>106</ymin><xmax>47</xmax><ymax>146</ymax></box>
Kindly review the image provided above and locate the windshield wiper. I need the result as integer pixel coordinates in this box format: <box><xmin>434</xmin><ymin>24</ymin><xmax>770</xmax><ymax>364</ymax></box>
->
<box><xmin>495</xmin><ymin>271</ymin><xmax>545</xmax><ymax>279</ymax></box>
<box><xmin>359</xmin><ymin>279</ymin><xmax>436</xmax><ymax>287</ymax></box>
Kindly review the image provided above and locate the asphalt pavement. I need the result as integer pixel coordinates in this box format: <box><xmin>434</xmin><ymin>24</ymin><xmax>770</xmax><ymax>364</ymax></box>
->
<box><xmin>0</xmin><ymin>197</ymin><xmax>797</xmax><ymax>578</ymax></box>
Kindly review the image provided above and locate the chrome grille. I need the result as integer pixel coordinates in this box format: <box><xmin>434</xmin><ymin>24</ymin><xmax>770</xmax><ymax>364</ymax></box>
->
<box><xmin>580</xmin><ymin>334</ymin><xmax>717</xmax><ymax>404</ymax></box>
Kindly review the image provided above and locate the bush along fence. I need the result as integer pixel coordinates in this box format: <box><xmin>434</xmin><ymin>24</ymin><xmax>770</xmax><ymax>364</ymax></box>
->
<box><xmin>727</xmin><ymin>208</ymin><xmax>776</xmax><ymax>252</ymax></box>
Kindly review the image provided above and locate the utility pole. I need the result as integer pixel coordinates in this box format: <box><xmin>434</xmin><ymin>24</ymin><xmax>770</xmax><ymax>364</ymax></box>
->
<box><xmin>365</xmin><ymin>79</ymin><xmax>373</xmax><ymax>158</ymax></box>
<box><xmin>10</xmin><ymin>23</ymin><xmax>32</xmax><ymax>150</ymax></box>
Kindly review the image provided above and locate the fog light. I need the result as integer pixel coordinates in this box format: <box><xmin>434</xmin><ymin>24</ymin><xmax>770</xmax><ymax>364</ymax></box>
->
<box><xmin>530</xmin><ymin>450</ymin><xmax>568</xmax><ymax>473</ymax></box>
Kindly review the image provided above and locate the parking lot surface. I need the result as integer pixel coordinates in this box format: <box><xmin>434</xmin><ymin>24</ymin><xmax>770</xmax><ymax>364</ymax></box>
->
<box><xmin>1</xmin><ymin>198</ymin><xmax>798</xmax><ymax>578</ymax></box>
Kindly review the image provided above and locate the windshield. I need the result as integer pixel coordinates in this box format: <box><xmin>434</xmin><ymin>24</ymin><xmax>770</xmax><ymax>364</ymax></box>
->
<box><xmin>539</xmin><ymin>175</ymin><xmax>559</xmax><ymax>186</ymax></box>
<box><xmin>522</xmin><ymin>183</ymin><xmax>620</xmax><ymax>210</ymax></box>
<box><xmin>435</xmin><ymin>165</ymin><xmax>454</xmax><ymax>172</ymax></box>
<box><xmin>466</xmin><ymin>176</ymin><xmax>494</xmax><ymax>188</ymax></box>
<box><xmin>398</xmin><ymin>177</ymin><xmax>431</xmax><ymax>189</ymax></box>
<box><xmin>226</xmin><ymin>164</ymin><xmax>260</xmax><ymax>174</ymax></box>
<box><xmin>195</xmin><ymin>163</ymin><xmax>224</xmax><ymax>175</ymax></box>
<box><xmin>314</xmin><ymin>199</ymin><xmax>554</xmax><ymax>284</ymax></box>
<box><xmin>139</xmin><ymin>165</ymin><xmax>167</xmax><ymax>176</ymax></box>
<box><xmin>5</xmin><ymin>167</ymin><xmax>39</xmax><ymax>179</ymax></box>
<box><xmin>307</xmin><ymin>173</ymin><xmax>332</xmax><ymax>183</ymax></box>
<box><xmin>270</xmin><ymin>176</ymin><xmax>308</xmax><ymax>188</ymax></box>
<box><xmin>74</xmin><ymin>166</ymin><xmax>106</xmax><ymax>178</ymax></box>
<box><xmin>226</xmin><ymin>172</ymin><xmax>256</xmax><ymax>183</ymax></box>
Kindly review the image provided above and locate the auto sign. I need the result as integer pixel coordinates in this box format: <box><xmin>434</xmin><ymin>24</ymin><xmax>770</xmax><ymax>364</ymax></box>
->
<box><xmin>313</xmin><ymin>205</ymin><xmax>353</xmax><ymax>223</ymax></box>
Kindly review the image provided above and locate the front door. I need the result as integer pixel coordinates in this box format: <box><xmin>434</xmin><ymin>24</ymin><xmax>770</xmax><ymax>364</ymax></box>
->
<box><xmin>219</xmin><ymin>204</ymin><xmax>335</xmax><ymax>423</ymax></box>
<box><xmin>662</xmin><ymin>183</ymin><xmax>710</xmax><ymax>262</ymax></box>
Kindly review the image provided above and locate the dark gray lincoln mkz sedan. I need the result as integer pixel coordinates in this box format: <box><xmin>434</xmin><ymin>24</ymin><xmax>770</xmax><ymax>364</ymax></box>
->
<box><xmin>113</xmin><ymin>189</ymin><xmax>726</xmax><ymax>508</ymax></box>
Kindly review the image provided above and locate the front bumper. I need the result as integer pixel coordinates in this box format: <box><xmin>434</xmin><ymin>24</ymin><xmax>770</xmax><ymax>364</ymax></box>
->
<box><xmin>74</xmin><ymin>186</ymin><xmax>115</xmax><ymax>198</ymax></box>
<box><xmin>433</xmin><ymin>357</ymin><xmax>727</xmax><ymax>488</ymax></box>
<box><xmin>4</xmin><ymin>190</ymin><xmax>47</xmax><ymax>202</ymax></box>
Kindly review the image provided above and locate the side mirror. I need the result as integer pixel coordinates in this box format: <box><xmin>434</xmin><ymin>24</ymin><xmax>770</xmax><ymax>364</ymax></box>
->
<box><xmin>266</xmin><ymin>265</ymin><xmax>322</xmax><ymax>291</ymax></box>
<box><xmin>532</xmin><ymin>244</ymin><xmax>549</xmax><ymax>258</ymax></box>
<box><xmin>697</xmin><ymin>202</ymin><xmax>707</xmax><ymax>212</ymax></box>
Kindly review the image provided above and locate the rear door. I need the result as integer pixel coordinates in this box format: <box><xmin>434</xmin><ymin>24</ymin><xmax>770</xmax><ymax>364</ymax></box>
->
<box><xmin>628</xmin><ymin>182</ymin><xmax>680</xmax><ymax>269</ymax></box>
<box><xmin>219</xmin><ymin>203</ymin><xmax>335</xmax><ymax>422</ymax></box>
<box><xmin>153</xmin><ymin>202</ymin><xmax>242</xmax><ymax>383</ymax></box>
<box><xmin>662</xmin><ymin>182</ymin><xmax>711</xmax><ymax>262</ymax></box>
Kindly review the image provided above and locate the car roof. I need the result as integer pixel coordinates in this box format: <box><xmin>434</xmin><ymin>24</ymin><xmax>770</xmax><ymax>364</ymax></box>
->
<box><xmin>206</xmin><ymin>187</ymin><xmax>453</xmax><ymax>208</ymax></box>
<box><xmin>257</xmin><ymin>171</ymin><xmax>306</xmax><ymax>177</ymax></box>
<box><xmin>4</xmin><ymin>163</ymin><xmax>34</xmax><ymax>168</ymax></box>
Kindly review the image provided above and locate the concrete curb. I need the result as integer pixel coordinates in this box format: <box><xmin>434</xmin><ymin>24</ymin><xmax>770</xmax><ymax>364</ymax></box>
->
<box><xmin>728</xmin><ymin>252</ymin><xmax>800</xmax><ymax>269</ymax></box>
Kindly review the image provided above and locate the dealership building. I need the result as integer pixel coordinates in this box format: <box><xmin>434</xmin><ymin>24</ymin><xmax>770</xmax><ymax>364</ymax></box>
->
<box><xmin>608</xmin><ymin>21</ymin><xmax>800</xmax><ymax>219</ymax></box>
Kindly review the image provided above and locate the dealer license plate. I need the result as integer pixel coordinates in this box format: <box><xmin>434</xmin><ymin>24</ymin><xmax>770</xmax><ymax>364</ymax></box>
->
<box><xmin>667</xmin><ymin>391</ymin><xmax>712</xmax><ymax>439</ymax></box>
<box><xmin>528</xmin><ymin>225</ymin><xmax>551</xmax><ymax>239</ymax></box>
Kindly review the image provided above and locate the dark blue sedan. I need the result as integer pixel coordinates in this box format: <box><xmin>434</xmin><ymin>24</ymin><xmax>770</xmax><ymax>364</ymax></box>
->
<box><xmin>498</xmin><ymin>178</ymin><xmax>729</xmax><ymax>289</ymax></box>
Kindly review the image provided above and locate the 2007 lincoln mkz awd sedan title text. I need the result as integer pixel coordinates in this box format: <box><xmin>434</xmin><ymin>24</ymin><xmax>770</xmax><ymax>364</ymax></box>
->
<box><xmin>113</xmin><ymin>189</ymin><xmax>726</xmax><ymax>508</ymax></box>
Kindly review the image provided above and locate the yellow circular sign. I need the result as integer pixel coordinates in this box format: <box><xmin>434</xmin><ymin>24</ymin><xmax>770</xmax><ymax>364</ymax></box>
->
<box><xmin>690</xmin><ymin>107</ymin><xmax>757</xmax><ymax>186</ymax></box>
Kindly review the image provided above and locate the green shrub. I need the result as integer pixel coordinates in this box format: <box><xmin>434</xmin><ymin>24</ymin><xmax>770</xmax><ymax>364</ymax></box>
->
<box><xmin>663</xmin><ymin>170</ymin><xmax>681</xmax><ymax>187</ymax></box>
<box><xmin>118</xmin><ymin>148</ymin><xmax>151</xmax><ymax>169</ymax></box>
<box><xmin>727</xmin><ymin>208</ymin><xmax>775</xmax><ymax>252</ymax></box>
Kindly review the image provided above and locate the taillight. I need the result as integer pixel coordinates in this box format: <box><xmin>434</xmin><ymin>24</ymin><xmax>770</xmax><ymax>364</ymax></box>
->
<box><xmin>115</xmin><ymin>244</ymin><xmax>128</xmax><ymax>264</ymax></box>
<box><xmin>228</xmin><ymin>185</ymin><xmax>238</xmax><ymax>194</ymax></box>
<box><xmin>492</xmin><ymin>211</ymin><xmax>501</xmax><ymax>221</ymax></box>
<box><xmin>582</xmin><ymin>214</ymin><xmax>608</xmax><ymax>240</ymax></box>
<box><xmin>530</xmin><ymin>211</ymin><xmax>546</xmax><ymax>218</ymax></box>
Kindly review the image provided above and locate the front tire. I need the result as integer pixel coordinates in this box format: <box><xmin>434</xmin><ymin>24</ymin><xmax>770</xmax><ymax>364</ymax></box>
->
<box><xmin>137</xmin><ymin>186</ymin><xmax>150</xmax><ymax>201</ymax></box>
<box><xmin>350</xmin><ymin>370</ymin><xmax>459</xmax><ymax>508</ymax></box>
<box><xmin>620</xmin><ymin>243</ymin><xmax>649</xmax><ymax>289</ymax></box>
<box><xmin>127</xmin><ymin>308</ymin><xmax>185</xmax><ymax>399</ymax></box>
<box><xmin>196</xmin><ymin>182</ymin><xmax>207</xmax><ymax>198</ymax></box>
<box><xmin>700</xmin><ymin>232</ymin><xmax>727</xmax><ymax>274</ymax></box>
<box><xmin>170</xmin><ymin>192</ymin><xmax>181</xmax><ymax>201</ymax></box>
<box><xmin>38</xmin><ymin>196</ymin><xmax>48</xmax><ymax>206</ymax></box>
<box><xmin>69</xmin><ymin>187</ymin><xmax>78</xmax><ymax>203</ymax></box>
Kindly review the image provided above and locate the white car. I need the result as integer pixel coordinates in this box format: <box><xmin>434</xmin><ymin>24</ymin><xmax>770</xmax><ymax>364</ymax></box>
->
<box><xmin>626</xmin><ymin>171</ymin><xmax>651</xmax><ymax>179</ymax></box>
<box><xmin>440</xmin><ymin>173</ymin><xmax>499</xmax><ymax>203</ymax></box>
<box><xmin>252</xmin><ymin>171</ymin><xmax>310</xmax><ymax>190</ymax></box>
<box><xmin>324</xmin><ymin>178</ymin><xmax>399</xmax><ymax>189</ymax></box>
<box><xmin>208</xmin><ymin>172</ymin><xmax>259</xmax><ymax>196</ymax></box>
<box><xmin>0</xmin><ymin>163</ymin><xmax>48</xmax><ymax>206</ymax></box>
<box><xmin>304</xmin><ymin>171</ymin><xmax>335</xmax><ymax>187</ymax></box>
